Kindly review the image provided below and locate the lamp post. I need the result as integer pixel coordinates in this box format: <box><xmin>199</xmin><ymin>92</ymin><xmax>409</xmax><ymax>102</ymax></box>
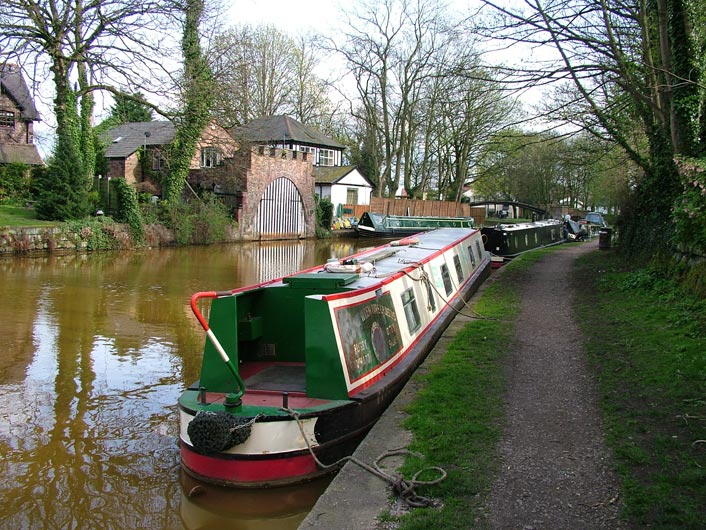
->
<box><xmin>143</xmin><ymin>131</ymin><xmax>151</xmax><ymax>180</ymax></box>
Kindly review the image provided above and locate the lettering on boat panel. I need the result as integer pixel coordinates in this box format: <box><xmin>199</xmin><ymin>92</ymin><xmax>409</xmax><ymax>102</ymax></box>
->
<box><xmin>334</xmin><ymin>293</ymin><xmax>403</xmax><ymax>381</ymax></box>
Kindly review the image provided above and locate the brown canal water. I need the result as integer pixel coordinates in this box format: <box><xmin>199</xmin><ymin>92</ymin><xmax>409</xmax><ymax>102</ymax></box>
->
<box><xmin>0</xmin><ymin>238</ymin><xmax>381</xmax><ymax>530</ymax></box>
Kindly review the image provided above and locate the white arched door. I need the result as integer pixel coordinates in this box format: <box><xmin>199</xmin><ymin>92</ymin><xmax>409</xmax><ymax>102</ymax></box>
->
<box><xmin>255</xmin><ymin>177</ymin><xmax>306</xmax><ymax>240</ymax></box>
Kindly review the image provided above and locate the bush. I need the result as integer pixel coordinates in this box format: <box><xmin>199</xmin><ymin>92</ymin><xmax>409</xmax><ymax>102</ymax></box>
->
<box><xmin>32</xmin><ymin>151</ymin><xmax>94</xmax><ymax>221</ymax></box>
<box><xmin>317</xmin><ymin>197</ymin><xmax>333</xmax><ymax>231</ymax></box>
<box><xmin>673</xmin><ymin>157</ymin><xmax>706</xmax><ymax>255</ymax></box>
<box><xmin>159</xmin><ymin>194</ymin><xmax>232</xmax><ymax>245</ymax></box>
<box><xmin>0</xmin><ymin>163</ymin><xmax>32</xmax><ymax>203</ymax></box>
<box><xmin>112</xmin><ymin>178</ymin><xmax>145</xmax><ymax>243</ymax></box>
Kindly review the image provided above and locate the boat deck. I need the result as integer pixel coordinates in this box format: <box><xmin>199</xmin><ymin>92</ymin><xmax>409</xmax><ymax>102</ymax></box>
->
<box><xmin>242</xmin><ymin>363</ymin><xmax>306</xmax><ymax>393</ymax></box>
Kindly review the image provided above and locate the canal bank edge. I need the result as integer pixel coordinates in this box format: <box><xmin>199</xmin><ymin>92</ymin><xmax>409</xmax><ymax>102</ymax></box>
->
<box><xmin>299</xmin><ymin>275</ymin><xmax>499</xmax><ymax>530</ymax></box>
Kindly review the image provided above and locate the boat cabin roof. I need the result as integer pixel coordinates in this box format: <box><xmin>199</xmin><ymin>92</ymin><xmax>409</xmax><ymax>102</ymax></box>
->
<box><xmin>286</xmin><ymin>227</ymin><xmax>477</xmax><ymax>292</ymax></box>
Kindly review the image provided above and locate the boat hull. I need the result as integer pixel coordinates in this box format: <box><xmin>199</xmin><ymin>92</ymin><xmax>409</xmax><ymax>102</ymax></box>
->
<box><xmin>178</xmin><ymin>228</ymin><xmax>490</xmax><ymax>487</ymax></box>
<box><xmin>481</xmin><ymin>220</ymin><xmax>563</xmax><ymax>266</ymax></box>
<box><xmin>356</xmin><ymin>212</ymin><xmax>474</xmax><ymax>238</ymax></box>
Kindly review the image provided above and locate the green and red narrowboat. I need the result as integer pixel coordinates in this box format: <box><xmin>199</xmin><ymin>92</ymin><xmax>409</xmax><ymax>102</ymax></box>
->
<box><xmin>178</xmin><ymin>228</ymin><xmax>491</xmax><ymax>488</ymax></box>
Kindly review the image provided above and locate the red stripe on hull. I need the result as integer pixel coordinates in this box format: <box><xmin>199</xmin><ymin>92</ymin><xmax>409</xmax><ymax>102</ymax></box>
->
<box><xmin>180</xmin><ymin>444</ymin><xmax>320</xmax><ymax>487</ymax></box>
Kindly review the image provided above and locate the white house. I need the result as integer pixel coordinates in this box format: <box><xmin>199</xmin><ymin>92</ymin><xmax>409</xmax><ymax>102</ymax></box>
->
<box><xmin>314</xmin><ymin>165</ymin><xmax>374</xmax><ymax>217</ymax></box>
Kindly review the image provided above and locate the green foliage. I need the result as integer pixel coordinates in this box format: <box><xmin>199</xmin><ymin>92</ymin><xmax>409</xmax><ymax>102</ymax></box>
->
<box><xmin>159</xmin><ymin>194</ymin><xmax>231</xmax><ymax>245</ymax></box>
<box><xmin>0</xmin><ymin>204</ymin><xmax>57</xmax><ymax>227</ymax></box>
<box><xmin>672</xmin><ymin>156</ymin><xmax>706</xmax><ymax>254</ymax></box>
<box><xmin>0</xmin><ymin>163</ymin><xmax>32</xmax><ymax>202</ymax></box>
<box><xmin>164</xmin><ymin>0</ymin><xmax>214</xmax><ymax>203</ymax></box>
<box><xmin>112</xmin><ymin>178</ymin><xmax>145</xmax><ymax>243</ymax></box>
<box><xmin>33</xmin><ymin>143</ymin><xmax>95</xmax><ymax>221</ymax></box>
<box><xmin>109</xmin><ymin>91</ymin><xmax>153</xmax><ymax>123</ymax></box>
<box><xmin>317</xmin><ymin>197</ymin><xmax>334</xmax><ymax>231</ymax></box>
<box><xmin>65</xmin><ymin>217</ymin><xmax>127</xmax><ymax>250</ymax></box>
<box><xmin>575</xmin><ymin>251</ymin><xmax>706</xmax><ymax>528</ymax></box>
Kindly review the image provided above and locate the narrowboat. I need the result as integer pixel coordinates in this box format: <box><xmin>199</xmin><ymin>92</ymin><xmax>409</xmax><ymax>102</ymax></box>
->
<box><xmin>356</xmin><ymin>212</ymin><xmax>474</xmax><ymax>238</ymax></box>
<box><xmin>179</xmin><ymin>228</ymin><xmax>491</xmax><ymax>488</ymax></box>
<box><xmin>481</xmin><ymin>219</ymin><xmax>564</xmax><ymax>267</ymax></box>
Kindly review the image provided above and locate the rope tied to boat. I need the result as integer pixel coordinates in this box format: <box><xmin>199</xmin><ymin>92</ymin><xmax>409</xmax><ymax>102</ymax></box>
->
<box><xmin>281</xmin><ymin>407</ymin><xmax>446</xmax><ymax>509</ymax></box>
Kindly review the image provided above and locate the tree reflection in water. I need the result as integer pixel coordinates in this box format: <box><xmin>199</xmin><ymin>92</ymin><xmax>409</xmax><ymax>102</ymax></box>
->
<box><xmin>0</xmin><ymin>238</ymin><xmax>378</xmax><ymax>529</ymax></box>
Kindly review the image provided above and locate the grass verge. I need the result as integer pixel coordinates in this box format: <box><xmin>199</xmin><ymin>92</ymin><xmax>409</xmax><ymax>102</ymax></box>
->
<box><xmin>387</xmin><ymin>244</ymin><xmax>705</xmax><ymax>529</ymax></box>
<box><xmin>389</xmin><ymin>248</ymin><xmax>558</xmax><ymax>529</ymax></box>
<box><xmin>574</xmin><ymin>251</ymin><xmax>706</xmax><ymax>528</ymax></box>
<box><xmin>0</xmin><ymin>204</ymin><xmax>58</xmax><ymax>227</ymax></box>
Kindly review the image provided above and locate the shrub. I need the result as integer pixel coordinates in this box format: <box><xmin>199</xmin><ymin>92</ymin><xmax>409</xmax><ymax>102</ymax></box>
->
<box><xmin>0</xmin><ymin>163</ymin><xmax>32</xmax><ymax>203</ymax></box>
<box><xmin>112</xmin><ymin>178</ymin><xmax>145</xmax><ymax>243</ymax></box>
<box><xmin>672</xmin><ymin>157</ymin><xmax>706</xmax><ymax>255</ymax></box>
<box><xmin>317</xmin><ymin>197</ymin><xmax>333</xmax><ymax>232</ymax></box>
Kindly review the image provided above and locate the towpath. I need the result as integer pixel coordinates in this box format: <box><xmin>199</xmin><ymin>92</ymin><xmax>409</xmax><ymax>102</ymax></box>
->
<box><xmin>301</xmin><ymin>240</ymin><xmax>624</xmax><ymax>529</ymax></box>
<box><xmin>476</xmin><ymin>241</ymin><xmax>624</xmax><ymax>529</ymax></box>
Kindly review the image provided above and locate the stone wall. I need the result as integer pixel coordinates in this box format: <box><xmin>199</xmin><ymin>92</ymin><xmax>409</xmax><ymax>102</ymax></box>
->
<box><xmin>0</xmin><ymin>226</ymin><xmax>91</xmax><ymax>255</ymax></box>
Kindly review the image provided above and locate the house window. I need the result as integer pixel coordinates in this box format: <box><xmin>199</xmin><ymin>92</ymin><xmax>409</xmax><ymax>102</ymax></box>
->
<box><xmin>0</xmin><ymin>110</ymin><xmax>14</xmax><ymax>128</ymax></box>
<box><xmin>346</xmin><ymin>187</ymin><xmax>358</xmax><ymax>204</ymax></box>
<box><xmin>201</xmin><ymin>147</ymin><xmax>222</xmax><ymax>168</ymax></box>
<box><xmin>318</xmin><ymin>148</ymin><xmax>334</xmax><ymax>166</ymax></box>
<box><xmin>298</xmin><ymin>145</ymin><xmax>315</xmax><ymax>154</ymax></box>
<box><xmin>401</xmin><ymin>288</ymin><xmax>421</xmax><ymax>335</ymax></box>
<box><xmin>152</xmin><ymin>151</ymin><xmax>165</xmax><ymax>170</ymax></box>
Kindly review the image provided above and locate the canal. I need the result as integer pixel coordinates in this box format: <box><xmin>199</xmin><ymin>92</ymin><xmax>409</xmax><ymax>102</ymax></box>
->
<box><xmin>0</xmin><ymin>238</ymin><xmax>378</xmax><ymax>530</ymax></box>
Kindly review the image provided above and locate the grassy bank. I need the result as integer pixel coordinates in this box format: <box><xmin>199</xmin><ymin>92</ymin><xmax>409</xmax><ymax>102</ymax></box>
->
<box><xmin>575</xmin><ymin>251</ymin><xmax>706</xmax><ymax>528</ymax></box>
<box><xmin>388</xmin><ymin>247</ymin><xmax>705</xmax><ymax>529</ymax></box>
<box><xmin>389</xmin><ymin>250</ymin><xmax>552</xmax><ymax>529</ymax></box>
<box><xmin>0</xmin><ymin>204</ymin><xmax>58</xmax><ymax>227</ymax></box>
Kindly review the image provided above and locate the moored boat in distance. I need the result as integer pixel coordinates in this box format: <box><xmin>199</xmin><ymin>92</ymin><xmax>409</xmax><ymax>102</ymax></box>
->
<box><xmin>356</xmin><ymin>212</ymin><xmax>475</xmax><ymax>238</ymax></box>
<box><xmin>481</xmin><ymin>219</ymin><xmax>564</xmax><ymax>267</ymax></box>
<box><xmin>179</xmin><ymin>228</ymin><xmax>491</xmax><ymax>488</ymax></box>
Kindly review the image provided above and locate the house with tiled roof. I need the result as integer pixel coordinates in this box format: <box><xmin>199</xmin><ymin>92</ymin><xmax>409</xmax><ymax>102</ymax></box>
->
<box><xmin>313</xmin><ymin>165</ymin><xmax>374</xmax><ymax>217</ymax></box>
<box><xmin>232</xmin><ymin>115</ymin><xmax>373</xmax><ymax>219</ymax></box>
<box><xmin>0</xmin><ymin>64</ymin><xmax>43</xmax><ymax>166</ymax></box>
<box><xmin>102</xmin><ymin>120</ymin><xmax>238</xmax><ymax>196</ymax></box>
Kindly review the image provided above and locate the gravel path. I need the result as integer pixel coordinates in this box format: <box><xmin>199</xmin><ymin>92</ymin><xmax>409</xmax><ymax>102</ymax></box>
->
<box><xmin>478</xmin><ymin>242</ymin><xmax>625</xmax><ymax>529</ymax></box>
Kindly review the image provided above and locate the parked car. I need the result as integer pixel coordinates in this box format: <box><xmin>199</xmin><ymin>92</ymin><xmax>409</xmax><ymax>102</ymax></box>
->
<box><xmin>583</xmin><ymin>212</ymin><xmax>608</xmax><ymax>227</ymax></box>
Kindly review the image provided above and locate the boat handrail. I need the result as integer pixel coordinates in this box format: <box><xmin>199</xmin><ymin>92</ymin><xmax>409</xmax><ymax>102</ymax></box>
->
<box><xmin>191</xmin><ymin>291</ymin><xmax>246</xmax><ymax>399</ymax></box>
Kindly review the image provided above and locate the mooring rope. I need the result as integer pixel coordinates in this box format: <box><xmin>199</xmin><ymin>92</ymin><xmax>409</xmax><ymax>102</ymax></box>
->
<box><xmin>402</xmin><ymin>266</ymin><xmax>494</xmax><ymax>321</ymax></box>
<box><xmin>281</xmin><ymin>407</ymin><xmax>447</xmax><ymax>508</ymax></box>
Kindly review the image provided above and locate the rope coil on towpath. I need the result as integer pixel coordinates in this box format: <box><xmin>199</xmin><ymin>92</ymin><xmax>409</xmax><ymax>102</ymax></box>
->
<box><xmin>282</xmin><ymin>407</ymin><xmax>447</xmax><ymax>508</ymax></box>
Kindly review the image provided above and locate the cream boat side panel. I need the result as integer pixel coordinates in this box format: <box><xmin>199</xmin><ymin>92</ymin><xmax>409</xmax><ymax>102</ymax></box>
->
<box><xmin>180</xmin><ymin>409</ymin><xmax>317</xmax><ymax>455</ymax></box>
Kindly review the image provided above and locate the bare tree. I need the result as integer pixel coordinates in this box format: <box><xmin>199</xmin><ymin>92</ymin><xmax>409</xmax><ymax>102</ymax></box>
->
<box><xmin>333</xmin><ymin>0</ymin><xmax>513</xmax><ymax>200</ymax></box>
<box><xmin>476</xmin><ymin>0</ymin><xmax>706</xmax><ymax>253</ymax></box>
<box><xmin>210</xmin><ymin>25</ymin><xmax>334</xmax><ymax>127</ymax></box>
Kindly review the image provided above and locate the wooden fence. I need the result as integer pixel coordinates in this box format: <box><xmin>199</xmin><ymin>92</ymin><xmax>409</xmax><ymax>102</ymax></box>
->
<box><xmin>338</xmin><ymin>197</ymin><xmax>487</xmax><ymax>226</ymax></box>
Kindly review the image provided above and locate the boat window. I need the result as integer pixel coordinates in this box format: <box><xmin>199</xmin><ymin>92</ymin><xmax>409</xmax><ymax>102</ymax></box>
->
<box><xmin>401</xmin><ymin>288</ymin><xmax>421</xmax><ymax>334</ymax></box>
<box><xmin>440</xmin><ymin>264</ymin><xmax>453</xmax><ymax>296</ymax></box>
<box><xmin>468</xmin><ymin>245</ymin><xmax>476</xmax><ymax>266</ymax></box>
<box><xmin>475</xmin><ymin>241</ymin><xmax>483</xmax><ymax>259</ymax></box>
<box><xmin>453</xmin><ymin>254</ymin><xmax>464</xmax><ymax>283</ymax></box>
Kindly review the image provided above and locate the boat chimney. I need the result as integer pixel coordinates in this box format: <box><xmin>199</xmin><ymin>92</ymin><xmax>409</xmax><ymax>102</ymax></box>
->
<box><xmin>282</xmin><ymin>392</ymin><xmax>289</xmax><ymax>409</ymax></box>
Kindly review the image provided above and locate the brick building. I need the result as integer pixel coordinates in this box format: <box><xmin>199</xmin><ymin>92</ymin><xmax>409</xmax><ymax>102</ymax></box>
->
<box><xmin>0</xmin><ymin>64</ymin><xmax>43</xmax><ymax>167</ymax></box>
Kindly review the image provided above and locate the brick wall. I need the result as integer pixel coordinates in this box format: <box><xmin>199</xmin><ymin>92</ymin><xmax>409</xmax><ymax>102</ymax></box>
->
<box><xmin>239</xmin><ymin>146</ymin><xmax>316</xmax><ymax>240</ymax></box>
<box><xmin>0</xmin><ymin>92</ymin><xmax>31</xmax><ymax>144</ymax></box>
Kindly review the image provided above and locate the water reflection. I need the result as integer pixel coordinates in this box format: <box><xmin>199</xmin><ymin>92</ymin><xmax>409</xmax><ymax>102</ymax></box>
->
<box><xmin>179</xmin><ymin>471</ymin><xmax>331</xmax><ymax>530</ymax></box>
<box><xmin>0</xmin><ymin>238</ymin><xmax>376</xmax><ymax>530</ymax></box>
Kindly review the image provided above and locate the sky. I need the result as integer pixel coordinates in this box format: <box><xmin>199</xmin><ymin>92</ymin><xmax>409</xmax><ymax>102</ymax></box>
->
<box><xmin>226</xmin><ymin>0</ymin><xmax>343</xmax><ymax>32</ymax></box>
<box><xmin>29</xmin><ymin>0</ymin><xmax>543</xmax><ymax>158</ymax></box>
